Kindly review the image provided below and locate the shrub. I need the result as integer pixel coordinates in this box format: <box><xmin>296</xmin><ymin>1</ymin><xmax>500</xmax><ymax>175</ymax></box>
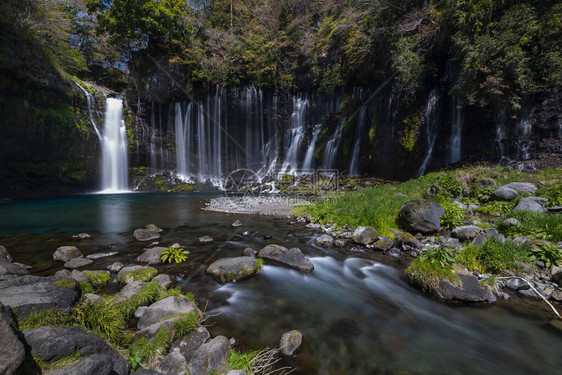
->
<box><xmin>475</xmin><ymin>201</ymin><xmax>515</xmax><ymax>216</ymax></box>
<box><xmin>530</xmin><ymin>243</ymin><xmax>562</xmax><ymax>268</ymax></box>
<box><xmin>464</xmin><ymin>239</ymin><xmax>531</xmax><ymax>273</ymax></box>
<box><xmin>440</xmin><ymin>201</ymin><xmax>466</xmax><ymax>230</ymax></box>
<box><xmin>160</xmin><ymin>246</ymin><xmax>190</xmax><ymax>264</ymax></box>
<box><xmin>75</xmin><ymin>300</ymin><xmax>127</xmax><ymax>346</ymax></box>
<box><xmin>18</xmin><ymin>309</ymin><xmax>74</xmax><ymax>330</ymax></box>
<box><xmin>456</xmin><ymin>245</ymin><xmax>486</xmax><ymax>274</ymax></box>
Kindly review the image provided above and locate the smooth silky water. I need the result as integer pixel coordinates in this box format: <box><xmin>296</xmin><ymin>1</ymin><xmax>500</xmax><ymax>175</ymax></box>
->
<box><xmin>0</xmin><ymin>193</ymin><xmax>560</xmax><ymax>374</ymax></box>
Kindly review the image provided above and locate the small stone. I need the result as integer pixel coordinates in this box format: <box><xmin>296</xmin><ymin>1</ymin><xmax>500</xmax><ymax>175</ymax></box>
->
<box><xmin>64</xmin><ymin>257</ymin><xmax>94</xmax><ymax>269</ymax></box>
<box><xmin>170</xmin><ymin>243</ymin><xmax>182</xmax><ymax>249</ymax></box>
<box><xmin>499</xmin><ymin>218</ymin><xmax>522</xmax><ymax>230</ymax></box>
<box><xmin>231</xmin><ymin>220</ymin><xmax>243</xmax><ymax>228</ymax></box>
<box><xmin>243</xmin><ymin>248</ymin><xmax>256</xmax><ymax>257</ymax></box>
<box><xmin>53</xmin><ymin>246</ymin><xmax>83</xmax><ymax>262</ymax></box>
<box><xmin>146</xmin><ymin>224</ymin><xmax>163</xmax><ymax>232</ymax></box>
<box><xmin>334</xmin><ymin>239</ymin><xmax>348</xmax><ymax>248</ymax></box>
<box><xmin>504</xmin><ymin>278</ymin><xmax>530</xmax><ymax>291</ymax></box>
<box><xmin>550</xmin><ymin>290</ymin><xmax>562</xmax><ymax>302</ymax></box>
<box><xmin>548</xmin><ymin>206</ymin><xmax>562</xmax><ymax>213</ymax></box>
<box><xmin>518</xmin><ymin>289</ymin><xmax>541</xmax><ymax>299</ymax></box>
<box><xmin>264</xmin><ymin>234</ymin><xmax>272</xmax><ymax>239</ymax></box>
<box><xmin>279</xmin><ymin>330</ymin><xmax>302</xmax><ymax>356</ymax></box>
<box><xmin>86</xmin><ymin>252</ymin><xmax>118</xmax><ymax>260</ymax></box>
<box><xmin>513</xmin><ymin>237</ymin><xmax>531</xmax><ymax>247</ymax></box>
<box><xmin>306</xmin><ymin>223</ymin><xmax>321</xmax><ymax>229</ymax></box>
<box><xmin>84</xmin><ymin>293</ymin><xmax>103</xmax><ymax>304</ymax></box>
<box><xmin>451</xmin><ymin>225</ymin><xmax>483</xmax><ymax>241</ymax></box>
<box><xmin>0</xmin><ymin>246</ymin><xmax>13</xmax><ymax>263</ymax></box>
<box><xmin>397</xmin><ymin>232</ymin><xmax>421</xmax><ymax>248</ymax></box>
<box><xmin>199</xmin><ymin>236</ymin><xmax>213</xmax><ymax>244</ymax></box>
<box><xmin>72</xmin><ymin>233</ymin><xmax>91</xmax><ymax>239</ymax></box>
<box><xmin>55</xmin><ymin>269</ymin><xmax>72</xmax><ymax>278</ymax></box>
<box><xmin>484</xmin><ymin>228</ymin><xmax>499</xmax><ymax>237</ymax></box>
<box><xmin>136</xmin><ymin>247</ymin><xmax>167</xmax><ymax>265</ymax></box>
<box><xmin>152</xmin><ymin>274</ymin><xmax>173</xmax><ymax>289</ymax></box>
<box><xmin>551</xmin><ymin>266</ymin><xmax>562</xmax><ymax>285</ymax></box>
<box><xmin>315</xmin><ymin>234</ymin><xmax>334</xmax><ymax>246</ymax></box>
<box><xmin>206</xmin><ymin>257</ymin><xmax>260</xmax><ymax>283</ymax></box>
<box><xmin>70</xmin><ymin>269</ymin><xmax>88</xmax><ymax>283</ymax></box>
<box><xmin>242</xmin><ymin>231</ymin><xmax>251</xmax><ymax>236</ymax></box>
<box><xmin>490</xmin><ymin>187</ymin><xmax>518</xmax><ymax>201</ymax></box>
<box><xmin>471</xmin><ymin>234</ymin><xmax>486</xmax><ymax>247</ymax></box>
<box><xmin>107</xmin><ymin>262</ymin><xmax>123</xmax><ymax>273</ymax></box>
<box><xmin>134</xmin><ymin>229</ymin><xmax>161</xmax><ymax>242</ymax></box>
<box><xmin>351</xmin><ymin>226</ymin><xmax>378</xmax><ymax>245</ymax></box>
<box><xmin>374</xmin><ymin>236</ymin><xmax>394</xmax><ymax>251</ymax></box>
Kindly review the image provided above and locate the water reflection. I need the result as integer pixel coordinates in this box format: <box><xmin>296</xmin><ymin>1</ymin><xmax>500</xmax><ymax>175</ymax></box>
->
<box><xmin>98</xmin><ymin>194</ymin><xmax>131</xmax><ymax>234</ymax></box>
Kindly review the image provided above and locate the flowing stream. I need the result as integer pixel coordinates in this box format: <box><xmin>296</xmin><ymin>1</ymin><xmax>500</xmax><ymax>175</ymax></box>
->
<box><xmin>1</xmin><ymin>194</ymin><xmax>560</xmax><ymax>374</ymax></box>
<box><xmin>101</xmin><ymin>98</ymin><xmax>128</xmax><ymax>192</ymax></box>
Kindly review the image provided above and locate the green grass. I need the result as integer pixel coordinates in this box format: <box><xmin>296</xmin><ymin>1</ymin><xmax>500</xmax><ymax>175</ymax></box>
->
<box><xmin>499</xmin><ymin>211</ymin><xmax>562</xmax><ymax>242</ymax></box>
<box><xmin>405</xmin><ymin>249</ymin><xmax>459</xmax><ymax>290</ymax></box>
<box><xmin>475</xmin><ymin>200</ymin><xmax>516</xmax><ymax>216</ymax></box>
<box><xmin>75</xmin><ymin>300</ymin><xmax>127</xmax><ymax>346</ymax></box>
<box><xmin>115</xmin><ymin>282</ymin><xmax>162</xmax><ymax>320</ymax></box>
<box><xmin>129</xmin><ymin>327</ymin><xmax>171</xmax><ymax>363</ymax></box>
<box><xmin>537</xmin><ymin>182</ymin><xmax>562</xmax><ymax>207</ymax></box>
<box><xmin>172</xmin><ymin>311</ymin><xmax>199</xmax><ymax>338</ymax></box>
<box><xmin>35</xmin><ymin>352</ymin><xmax>82</xmax><ymax>372</ymax></box>
<box><xmin>79</xmin><ymin>282</ymin><xmax>95</xmax><ymax>294</ymax></box>
<box><xmin>123</xmin><ymin>267</ymin><xmax>157</xmax><ymax>283</ymax></box>
<box><xmin>456</xmin><ymin>245</ymin><xmax>486</xmax><ymax>274</ymax></box>
<box><xmin>18</xmin><ymin>309</ymin><xmax>74</xmax><ymax>330</ymax></box>
<box><xmin>84</xmin><ymin>272</ymin><xmax>111</xmax><ymax>290</ymax></box>
<box><xmin>228</xmin><ymin>350</ymin><xmax>259</xmax><ymax>374</ymax></box>
<box><xmin>462</xmin><ymin>238</ymin><xmax>531</xmax><ymax>273</ymax></box>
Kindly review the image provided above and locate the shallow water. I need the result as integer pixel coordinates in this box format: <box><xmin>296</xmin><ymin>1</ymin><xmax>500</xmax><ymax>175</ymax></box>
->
<box><xmin>1</xmin><ymin>193</ymin><xmax>560</xmax><ymax>374</ymax></box>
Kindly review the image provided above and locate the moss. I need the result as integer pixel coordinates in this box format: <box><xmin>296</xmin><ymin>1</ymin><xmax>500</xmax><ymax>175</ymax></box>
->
<box><xmin>401</xmin><ymin>114</ymin><xmax>420</xmax><ymax>152</ymax></box>
<box><xmin>405</xmin><ymin>250</ymin><xmax>459</xmax><ymax>291</ymax></box>
<box><xmin>228</xmin><ymin>350</ymin><xmax>258</xmax><ymax>373</ymax></box>
<box><xmin>35</xmin><ymin>352</ymin><xmax>82</xmax><ymax>372</ymax></box>
<box><xmin>85</xmin><ymin>272</ymin><xmax>111</xmax><ymax>289</ymax></box>
<box><xmin>116</xmin><ymin>281</ymin><xmax>162</xmax><ymax>320</ymax></box>
<box><xmin>54</xmin><ymin>280</ymin><xmax>76</xmax><ymax>289</ymax></box>
<box><xmin>79</xmin><ymin>282</ymin><xmax>94</xmax><ymax>294</ymax></box>
<box><xmin>123</xmin><ymin>268</ymin><xmax>157</xmax><ymax>283</ymax></box>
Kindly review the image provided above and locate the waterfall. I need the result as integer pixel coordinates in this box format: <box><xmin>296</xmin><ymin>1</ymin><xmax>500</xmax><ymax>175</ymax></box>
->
<box><xmin>101</xmin><ymin>98</ymin><xmax>128</xmax><ymax>192</ymax></box>
<box><xmin>516</xmin><ymin>110</ymin><xmax>532</xmax><ymax>160</ymax></box>
<box><xmin>303</xmin><ymin>124</ymin><xmax>322</xmax><ymax>171</ymax></box>
<box><xmin>282</xmin><ymin>96</ymin><xmax>308</xmax><ymax>173</ymax></box>
<box><xmin>418</xmin><ymin>90</ymin><xmax>440</xmax><ymax>176</ymax></box>
<box><xmin>449</xmin><ymin>96</ymin><xmax>462</xmax><ymax>163</ymax></box>
<box><xmin>322</xmin><ymin>117</ymin><xmax>346</xmax><ymax>170</ymax></box>
<box><xmin>348</xmin><ymin>106</ymin><xmax>368</xmax><ymax>176</ymax></box>
<box><xmin>74</xmin><ymin>82</ymin><xmax>102</xmax><ymax>139</ymax></box>
<box><xmin>496</xmin><ymin>109</ymin><xmax>510</xmax><ymax>164</ymax></box>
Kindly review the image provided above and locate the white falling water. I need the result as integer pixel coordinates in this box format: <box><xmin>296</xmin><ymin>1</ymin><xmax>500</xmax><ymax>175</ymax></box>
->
<box><xmin>303</xmin><ymin>124</ymin><xmax>322</xmax><ymax>171</ymax></box>
<box><xmin>348</xmin><ymin>106</ymin><xmax>367</xmax><ymax>176</ymax></box>
<box><xmin>282</xmin><ymin>96</ymin><xmax>308</xmax><ymax>173</ymax></box>
<box><xmin>74</xmin><ymin>82</ymin><xmax>102</xmax><ymax>140</ymax></box>
<box><xmin>101</xmin><ymin>98</ymin><xmax>128</xmax><ymax>192</ymax></box>
<box><xmin>418</xmin><ymin>90</ymin><xmax>440</xmax><ymax>176</ymax></box>
<box><xmin>517</xmin><ymin>110</ymin><xmax>532</xmax><ymax>160</ymax></box>
<box><xmin>449</xmin><ymin>96</ymin><xmax>462</xmax><ymax>163</ymax></box>
<box><xmin>496</xmin><ymin>109</ymin><xmax>510</xmax><ymax>164</ymax></box>
<box><xmin>322</xmin><ymin>117</ymin><xmax>346</xmax><ymax>169</ymax></box>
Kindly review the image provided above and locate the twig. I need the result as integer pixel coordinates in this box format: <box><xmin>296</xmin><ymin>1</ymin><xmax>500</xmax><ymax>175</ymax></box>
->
<box><xmin>496</xmin><ymin>276</ymin><xmax>562</xmax><ymax>320</ymax></box>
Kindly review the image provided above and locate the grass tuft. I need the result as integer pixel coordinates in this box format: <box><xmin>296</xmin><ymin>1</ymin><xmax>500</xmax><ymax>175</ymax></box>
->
<box><xmin>18</xmin><ymin>309</ymin><xmax>74</xmax><ymax>330</ymax></box>
<box><xmin>462</xmin><ymin>238</ymin><xmax>531</xmax><ymax>273</ymax></box>
<box><xmin>172</xmin><ymin>311</ymin><xmax>199</xmax><ymax>338</ymax></box>
<box><xmin>405</xmin><ymin>248</ymin><xmax>458</xmax><ymax>290</ymax></box>
<box><xmin>75</xmin><ymin>300</ymin><xmax>127</xmax><ymax>346</ymax></box>
<box><xmin>129</xmin><ymin>327</ymin><xmax>171</xmax><ymax>364</ymax></box>
<box><xmin>499</xmin><ymin>211</ymin><xmax>562</xmax><ymax>242</ymax></box>
<box><xmin>115</xmin><ymin>281</ymin><xmax>162</xmax><ymax>320</ymax></box>
<box><xmin>228</xmin><ymin>350</ymin><xmax>259</xmax><ymax>374</ymax></box>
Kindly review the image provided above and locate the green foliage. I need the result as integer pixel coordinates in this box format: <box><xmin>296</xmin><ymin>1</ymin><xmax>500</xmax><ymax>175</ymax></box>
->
<box><xmin>400</xmin><ymin>114</ymin><xmax>420</xmax><ymax>152</ymax></box>
<box><xmin>475</xmin><ymin>201</ymin><xmax>515</xmax><ymax>216</ymax></box>
<box><xmin>116</xmin><ymin>281</ymin><xmax>162</xmax><ymax>320</ymax></box>
<box><xmin>499</xmin><ymin>211</ymin><xmax>562</xmax><ymax>242</ymax></box>
<box><xmin>160</xmin><ymin>246</ymin><xmax>190</xmax><ymax>264</ymax></box>
<box><xmin>440</xmin><ymin>201</ymin><xmax>466</xmax><ymax>230</ymax></box>
<box><xmin>84</xmin><ymin>272</ymin><xmax>111</xmax><ymax>291</ymax></box>
<box><xmin>172</xmin><ymin>311</ymin><xmax>199</xmax><ymax>338</ymax></box>
<box><xmin>392</xmin><ymin>37</ymin><xmax>425</xmax><ymax>99</ymax></box>
<box><xmin>228</xmin><ymin>350</ymin><xmax>259</xmax><ymax>374</ymax></box>
<box><xmin>123</xmin><ymin>268</ymin><xmax>158</xmax><ymax>282</ymax></box>
<box><xmin>18</xmin><ymin>309</ymin><xmax>74</xmax><ymax>330</ymax></box>
<box><xmin>456</xmin><ymin>245</ymin><xmax>486</xmax><ymax>274</ymax></box>
<box><xmin>256</xmin><ymin>258</ymin><xmax>264</xmax><ymax>271</ymax></box>
<box><xmin>129</xmin><ymin>327</ymin><xmax>171</xmax><ymax>363</ymax></box>
<box><xmin>54</xmin><ymin>280</ymin><xmax>76</xmax><ymax>289</ymax></box>
<box><xmin>530</xmin><ymin>243</ymin><xmax>562</xmax><ymax>268</ymax></box>
<box><xmin>75</xmin><ymin>300</ymin><xmax>127</xmax><ymax>346</ymax></box>
<box><xmin>79</xmin><ymin>282</ymin><xmax>94</xmax><ymax>294</ymax></box>
<box><xmin>463</xmin><ymin>238</ymin><xmax>531</xmax><ymax>273</ymax></box>
<box><xmin>405</xmin><ymin>249</ymin><xmax>458</xmax><ymax>290</ymax></box>
<box><xmin>537</xmin><ymin>183</ymin><xmax>562</xmax><ymax>207</ymax></box>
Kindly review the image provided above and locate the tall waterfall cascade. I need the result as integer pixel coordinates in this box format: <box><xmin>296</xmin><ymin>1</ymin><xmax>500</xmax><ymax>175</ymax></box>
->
<box><xmin>418</xmin><ymin>90</ymin><xmax>440</xmax><ymax>176</ymax></box>
<box><xmin>101</xmin><ymin>98</ymin><xmax>129</xmax><ymax>192</ymax></box>
<box><xmin>448</xmin><ymin>96</ymin><xmax>462</xmax><ymax>163</ymax></box>
<box><xmin>349</xmin><ymin>106</ymin><xmax>368</xmax><ymax>176</ymax></box>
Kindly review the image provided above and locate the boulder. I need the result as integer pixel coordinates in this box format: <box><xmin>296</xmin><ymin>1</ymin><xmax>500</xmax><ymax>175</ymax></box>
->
<box><xmin>133</xmin><ymin>316</ymin><xmax>182</xmax><ymax>340</ymax></box>
<box><xmin>471</xmin><ymin>234</ymin><xmax>487</xmax><ymax>247</ymax></box>
<box><xmin>314</xmin><ymin>234</ymin><xmax>334</xmax><ymax>246</ymax></box>
<box><xmin>514</xmin><ymin>197</ymin><xmax>548</xmax><ymax>213</ymax></box>
<box><xmin>49</xmin><ymin>354</ymin><xmax>114</xmax><ymax>375</ymax></box>
<box><xmin>451</xmin><ymin>225</ymin><xmax>483</xmax><ymax>241</ymax></box>
<box><xmin>0</xmin><ymin>302</ymin><xmax>25</xmax><ymax>375</ymax></box>
<box><xmin>0</xmin><ymin>245</ymin><xmax>13</xmax><ymax>262</ymax></box>
<box><xmin>70</xmin><ymin>269</ymin><xmax>88</xmax><ymax>283</ymax></box>
<box><xmin>22</xmin><ymin>326</ymin><xmax>129</xmax><ymax>374</ymax></box>
<box><xmin>152</xmin><ymin>274</ymin><xmax>173</xmax><ymax>289</ymax></box>
<box><xmin>137</xmin><ymin>247</ymin><xmax>167</xmax><ymax>265</ymax></box>
<box><xmin>206</xmin><ymin>257</ymin><xmax>260</xmax><ymax>283</ymax></box>
<box><xmin>199</xmin><ymin>236</ymin><xmax>213</xmax><ymax>244</ymax></box>
<box><xmin>187</xmin><ymin>336</ymin><xmax>230</xmax><ymax>375</ymax></box>
<box><xmin>397</xmin><ymin>232</ymin><xmax>421</xmax><ymax>248</ymax></box>
<box><xmin>133</xmin><ymin>229</ymin><xmax>160</xmax><ymax>242</ymax></box>
<box><xmin>351</xmin><ymin>226</ymin><xmax>378</xmax><ymax>245</ymax></box>
<box><xmin>551</xmin><ymin>266</ymin><xmax>562</xmax><ymax>285</ymax></box>
<box><xmin>64</xmin><ymin>257</ymin><xmax>94</xmax><ymax>269</ymax></box>
<box><xmin>374</xmin><ymin>237</ymin><xmax>394</xmax><ymax>251</ymax></box>
<box><xmin>0</xmin><ymin>275</ymin><xmax>80</xmax><ymax>318</ymax></box>
<box><xmin>258</xmin><ymin>245</ymin><xmax>314</xmax><ymax>273</ymax></box>
<box><xmin>138</xmin><ymin>296</ymin><xmax>199</xmax><ymax>330</ymax></box>
<box><xmin>86</xmin><ymin>252</ymin><xmax>118</xmax><ymax>260</ymax></box>
<box><xmin>116</xmin><ymin>266</ymin><xmax>157</xmax><ymax>283</ymax></box>
<box><xmin>513</xmin><ymin>236</ymin><xmax>531</xmax><ymax>247</ymax></box>
<box><xmin>490</xmin><ymin>187</ymin><xmax>518</xmax><ymax>201</ymax></box>
<box><xmin>113</xmin><ymin>281</ymin><xmax>146</xmax><ymax>304</ymax></box>
<box><xmin>156</xmin><ymin>348</ymin><xmax>187</xmax><ymax>375</ymax></box>
<box><xmin>172</xmin><ymin>326</ymin><xmax>210</xmax><ymax>363</ymax></box>
<box><xmin>499</xmin><ymin>218</ymin><xmax>522</xmax><ymax>230</ymax></box>
<box><xmin>53</xmin><ymin>246</ymin><xmax>82</xmax><ymax>262</ymax></box>
<box><xmin>243</xmin><ymin>248</ymin><xmax>256</xmax><ymax>257</ymax></box>
<box><xmin>397</xmin><ymin>200</ymin><xmax>444</xmax><ymax>234</ymax></box>
<box><xmin>107</xmin><ymin>262</ymin><xmax>123</xmax><ymax>273</ymax></box>
<box><xmin>432</xmin><ymin>270</ymin><xmax>497</xmax><ymax>303</ymax></box>
<box><xmin>504</xmin><ymin>278</ymin><xmax>530</xmax><ymax>291</ymax></box>
<box><xmin>279</xmin><ymin>330</ymin><xmax>302</xmax><ymax>356</ymax></box>
<box><xmin>0</xmin><ymin>261</ymin><xmax>30</xmax><ymax>276</ymax></box>
<box><xmin>477</xmin><ymin>178</ymin><xmax>497</xmax><ymax>190</ymax></box>
<box><xmin>501</xmin><ymin>182</ymin><xmax>537</xmax><ymax>195</ymax></box>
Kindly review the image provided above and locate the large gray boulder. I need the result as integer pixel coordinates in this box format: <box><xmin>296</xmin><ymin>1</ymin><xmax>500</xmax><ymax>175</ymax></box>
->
<box><xmin>133</xmin><ymin>229</ymin><xmax>161</xmax><ymax>242</ymax></box>
<box><xmin>64</xmin><ymin>257</ymin><xmax>94</xmax><ymax>269</ymax></box>
<box><xmin>0</xmin><ymin>246</ymin><xmax>13</xmax><ymax>263</ymax></box>
<box><xmin>551</xmin><ymin>266</ymin><xmax>562</xmax><ymax>286</ymax></box>
<box><xmin>279</xmin><ymin>330</ymin><xmax>302</xmax><ymax>356</ymax></box>
<box><xmin>352</xmin><ymin>226</ymin><xmax>378</xmax><ymax>245</ymax></box>
<box><xmin>187</xmin><ymin>336</ymin><xmax>230</xmax><ymax>375</ymax></box>
<box><xmin>0</xmin><ymin>261</ymin><xmax>30</xmax><ymax>276</ymax></box>
<box><xmin>156</xmin><ymin>348</ymin><xmax>187</xmax><ymax>375</ymax></box>
<box><xmin>136</xmin><ymin>247</ymin><xmax>167</xmax><ymax>265</ymax></box>
<box><xmin>0</xmin><ymin>275</ymin><xmax>80</xmax><ymax>318</ymax></box>
<box><xmin>138</xmin><ymin>296</ymin><xmax>199</xmax><ymax>330</ymax></box>
<box><xmin>490</xmin><ymin>187</ymin><xmax>518</xmax><ymax>201</ymax></box>
<box><xmin>116</xmin><ymin>265</ymin><xmax>157</xmax><ymax>283</ymax></box>
<box><xmin>113</xmin><ymin>281</ymin><xmax>146</xmax><ymax>304</ymax></box>
<box><xmin>397</xmin><ymin>200</ymin><xmax>444</xmax><ymax>234</ymax></box>
<box><xmin>451</xmin><ymin>225</ymin><xmax>483</xmax><ymax>242</ymax></box>
<box><xmin>206</xmin><ymin>257</ymin><xmax>260</xmax><ymax>283</ymax></box>
<box><xmin>501</xmin><ymin>182</ymin><xmax>537</xmax><ymax>195</ymax></box>
<box><xmin>0</xmin><ymin>302</ymin><xmax>24</xmax><ymax>375</ymax></box>
<box><xmin>514</xmin><ymin>197</ymin><xmax>548</xmax><ymax>213</ymax></box>
<box><xmin>53</xmin><ymin>246</ymin><xmax>83</xmax><ymax>262</ymax></box>
<box><xmin>258</xmin><ymin>245</ymin><xmax>314</xmax><ymax>273</ymax></box>
<box><xmin>22</xmin><ymin>326</ymin><xmax>129</xmax><ymax>374</ymax></box>
<box><xmin>49</xmin><ymin>354</ymin><xmax>115</xmax><ymax>375</ymax></box>
<box><xmin>172</xmin><ymin>326</ymin><xmax>211</xmax><ymax>363</ymax></box>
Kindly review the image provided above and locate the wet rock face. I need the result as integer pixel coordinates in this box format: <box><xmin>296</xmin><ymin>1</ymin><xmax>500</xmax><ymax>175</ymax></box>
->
<box><xmin>0</xmin><ymin>302</ymin><xmax>25</xmax><ymax>375</ymax></box>
<box><xmin>187</xmin><ymin>336</ymin><xmax>230</xmax><ymax>375</ymax></box>
<box><xmin>137</xmin><ymin>296</ymin><xmax>199</xmax><ymax>330</ymax></box>
<box><xmin>133</xmin><ymin>229</ymin><xmax>161</xmax><ymax>242</ymax></box>
<box><xmin>397</xmin><ymin>200</ymin><xmax>444</xmax><ymax>234</ymax></box>
<box><xmin>258</xmin><ymin>244</ymin><xmax>314</xmax><ymax>273</ymax></box>
<box><xmin>206</xmin><ymin>256</ymin><xmax>260</xmax><ymax>283</ymax></box>
<box><xmin>53</xmin><ymin>246</ymin><xmax>83</xmax><ymax>262</ymax></box>
<box><xmin>352</xmin><ymin>226</ymin><xmax>378</xmax><ymax>245</ymax></box>
<box><xmin>435</xmin><ymin>272</ymin><xmax>497</xmax><ymax>304</ymax></box>
<box><xmin>279</xmin><ymin>330</ymin><xmax>303</xmax><ymax>356</ymax></box>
